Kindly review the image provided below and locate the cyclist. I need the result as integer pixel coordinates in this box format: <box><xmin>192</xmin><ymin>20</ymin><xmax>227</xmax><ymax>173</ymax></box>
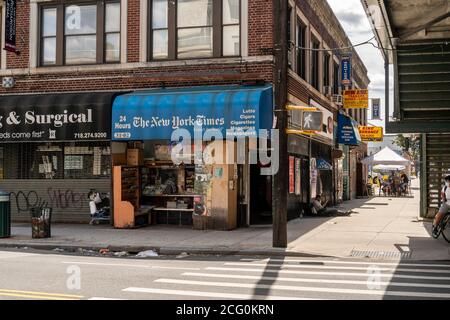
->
<box><xmin>432</xmin><ymin>175</ymin><xmax>450</xmax><ymax>237</ymax></box>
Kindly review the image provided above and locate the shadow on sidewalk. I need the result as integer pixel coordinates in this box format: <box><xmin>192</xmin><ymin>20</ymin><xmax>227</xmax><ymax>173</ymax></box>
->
<box><xmin>381</xmin><ymin>230</ymin><xmax>450</xmax><ymax>300</ymax></box>
<box><xmin>251</xmin><ymin>256</ymin><xmax>286</xmax><ymax>299</ymax></box>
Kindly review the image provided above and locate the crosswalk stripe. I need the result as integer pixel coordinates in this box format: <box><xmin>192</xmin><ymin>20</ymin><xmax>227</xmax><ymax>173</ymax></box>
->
<box><xmin>225</xmin><ymin>262</ymin><xmax>450</xmax><ymax>274</ymax></box>
<box><xmin>0</xmin><ymin>289</ymin><xmax>83</xmax><ymax>298</ymax></box>
<box><xmin>154</xmin><ymin>278</ymin><xmax>450</xmax><ymax>299</ymax></box>
<box><xmin>122</xmin><ymin>287</ymin><xmax>317</xmax><ymax>300</ymax></box>
<box><xmin>182</xmin><ymin>272</ymin><xmax>450</xmax><ymax>289</ymax></box>
<box><xmin>206</xmin><ymin>267</ymin><xmax>450</xmax><ymax>281</ymax></box>
<box><xmin>89</xmin><ymin>297</ymin><xmax>127</xmax><ymax>300</ymax></box>
<box><xmin>61</xmin><ymin>261</ymin><xmax>200</xmax><ymax>271</ymax></box>
<box><xmin>239</xmin><ymin>258</ymin><xmax>450</xmax><ymax>268</ymax></box>
<box><xmin>0</xmin><ymin>292</ymin><xmax>77</xmax><ymax>300</ymax></box>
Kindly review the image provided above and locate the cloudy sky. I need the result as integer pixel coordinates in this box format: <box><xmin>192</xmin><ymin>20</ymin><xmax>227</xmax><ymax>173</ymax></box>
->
<box><xmin>327</xmin><ymin>0</ymin><xmax>392</xmax><ymax>128</ymax></box>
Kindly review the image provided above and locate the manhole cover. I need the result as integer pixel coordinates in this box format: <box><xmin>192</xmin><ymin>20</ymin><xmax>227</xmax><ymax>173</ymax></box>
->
<box><xmin>350</xmin><ymin>250</ymin><xmax>412</xmax><ymax>260</ymax></box>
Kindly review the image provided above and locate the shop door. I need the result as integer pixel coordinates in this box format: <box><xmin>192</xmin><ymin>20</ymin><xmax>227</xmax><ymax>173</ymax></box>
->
<box><xmin>236</xmin><ymin>164</ymin><xmax>249</xmax><ymax>228</ymax></box>
<box><xmin>357</xmin><ymin>162</ymin><xmax>364</xmax><ymax>197</ymax></box>
<box><xmin>350</xmin><ymin>152</ymin><xmax>357</xmax><ymax>200</ymax></box>
<box><xmin>249</xmin><ymin>164</ymin><xmax>272</xmax><ymax>225</ymax></box>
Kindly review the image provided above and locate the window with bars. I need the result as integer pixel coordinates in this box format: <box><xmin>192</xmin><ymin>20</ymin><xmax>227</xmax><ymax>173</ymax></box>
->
<box><xmin>39</xmin><ymin>1</ymin><xmax>121</xmax><ymax>66</ymax></box>
<box><xmin>148</xmin><ymin>0</ymin><xmax>240</xmax><ymax>60</ymax></box>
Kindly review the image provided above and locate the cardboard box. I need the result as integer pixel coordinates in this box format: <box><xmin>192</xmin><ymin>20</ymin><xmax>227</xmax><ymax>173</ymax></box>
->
<box><xmin>167</xmin><ymin>201</ymin><xmax>177</xmax><ymax>209</ymax></box>
<box><xmin>132</xmin><ymin>141</ymin><xmax>144</xmax><ymax>150</ymax></box>
<box><xmin>127</xmin><ymin>149</ymin><xmax>144</xmax><ymax>166</ymax></box>
<box><xmin>112</xmin><ymin>153</ymin><xmax>127</xmax><ymax>165</ymax></box>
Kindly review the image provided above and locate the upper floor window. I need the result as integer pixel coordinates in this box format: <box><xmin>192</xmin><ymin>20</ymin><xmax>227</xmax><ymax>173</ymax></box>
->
<box><xmin>149</xmin><ymin>0</ymin><xmax>240</xmax><ymax>60</ymax></box>
<box><xmin>310</xmin><ymin>37</ymin><xmax>320</xmax><ymax>91</ymax></box>
<box><xmin>287</xmin><ymin>5</ymin><xmax>293</xmax><ymax>69</ymax></box>
<box><xmin>323</xmin><ymin>51</ymin><xmax>330</xmax><ymax>92</ymax></box>
<box><xmin>296</xmin><ymin>20</ymin><xmax>307</xmax><ymax>80</ymax></box>
<box><xmin>40</xmin><ymin>1</ymin><xmax>121</xmax><ymax>66</ymax></box>
<box><xmin>333</xmin><ymin>61</ymin><xmax>340</xmax><ymax>95</ymax></box>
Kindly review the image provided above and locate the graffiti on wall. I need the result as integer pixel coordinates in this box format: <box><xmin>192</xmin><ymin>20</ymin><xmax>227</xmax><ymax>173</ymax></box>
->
<box><xmin>9</xmin><ymin>188</ymin><xmax>87</xmax><ymax>213</ymax></box>
<box><xmin>9</xmin><ymin>191</ymin><xmax>48</xmax><ymax>213</ymax></box>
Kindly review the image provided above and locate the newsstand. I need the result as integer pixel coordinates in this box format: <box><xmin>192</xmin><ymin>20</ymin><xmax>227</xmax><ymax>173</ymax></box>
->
<box><xmin>0</xmin><ymin>191</ymin><xmax>11</xmax><ymax>238</ymax></box>
<box><xmin>31</xmin><ymin>207</ymin><xmax>52</xmax><ymax>238</ymax></box>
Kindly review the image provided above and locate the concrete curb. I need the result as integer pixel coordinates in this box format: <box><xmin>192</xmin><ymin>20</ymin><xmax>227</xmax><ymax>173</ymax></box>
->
<box><xmin>0</xmin><ymin>241</ymin><xmax>330</xmax><ymax>258</ymax></box>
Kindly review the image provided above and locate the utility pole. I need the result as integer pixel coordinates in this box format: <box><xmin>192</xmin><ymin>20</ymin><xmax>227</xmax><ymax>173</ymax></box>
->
<box><xmin>272</xmin><ymin>0</ymin><xmax>288</xmax><ymax>248</ymax></box>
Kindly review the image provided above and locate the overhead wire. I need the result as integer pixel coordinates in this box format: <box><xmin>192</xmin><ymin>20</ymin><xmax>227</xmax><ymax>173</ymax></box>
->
<box><xmin>292</xmin><ymin>36</ymin><xmax>450</xmax><ymax>53</ymax></box>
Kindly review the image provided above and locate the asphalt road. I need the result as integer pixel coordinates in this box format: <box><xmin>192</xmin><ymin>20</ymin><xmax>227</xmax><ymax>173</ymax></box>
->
<box><xmin>0</xmin><ymin>248</ymin><xmax>450</xmax><ymax>300</ymax></box>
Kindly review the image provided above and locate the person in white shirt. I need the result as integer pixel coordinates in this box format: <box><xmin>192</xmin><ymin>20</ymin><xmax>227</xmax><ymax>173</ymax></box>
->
<box><xmin>311</xmin><ymin>195</ymin><xmax>339</xmax><ymax>216</ymax></box>
<box><xmin>432</xmin><ymin>175</ymin><xmax>450</xmax><ymax>237</ymax></box>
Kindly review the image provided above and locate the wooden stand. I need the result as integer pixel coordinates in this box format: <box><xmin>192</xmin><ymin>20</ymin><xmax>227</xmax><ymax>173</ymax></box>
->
<box><xmin>113</xmin><ymin>165</ymin><xmax>150</xmax><ymax>228</ymax></box>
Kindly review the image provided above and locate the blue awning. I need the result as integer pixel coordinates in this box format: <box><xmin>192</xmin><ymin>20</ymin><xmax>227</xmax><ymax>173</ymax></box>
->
<box><xmin>112</xmin><ymin>85</ymin><xmax>273</xmax><ymax>140</ymax></box>
<box><xmin>337</xmin><ymin>113</ymin><xmax>362</xmax><ymax>146</ymax></box>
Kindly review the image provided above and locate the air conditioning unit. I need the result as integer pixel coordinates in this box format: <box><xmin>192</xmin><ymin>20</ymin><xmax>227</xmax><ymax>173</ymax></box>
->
<box><xmin>332</xmin><ymin>94</ymin><xmax>343</xmax><ymax>105</ymax></box>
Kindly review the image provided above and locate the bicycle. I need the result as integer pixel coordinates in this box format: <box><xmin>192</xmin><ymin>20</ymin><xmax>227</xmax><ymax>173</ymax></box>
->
<box><xmin>432</xmin><ymin>211</ymin><xmax>450</xmax><ymax>243</ymax></box>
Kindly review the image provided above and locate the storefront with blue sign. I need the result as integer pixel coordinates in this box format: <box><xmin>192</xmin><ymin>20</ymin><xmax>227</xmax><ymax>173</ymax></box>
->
<box><xmin>337</xmin><ymin>112</ymin><xmax>366</xmax><ymax>200</ymax></box>
<box><xmin>337</xmin><ymin>112</ymin><xmax>362</xmax><ymax>146</ymax></box>
<box><xmin>110</xmin><ymin>85</ymin><xmax>274</xmax><ymax>230</ymax></box>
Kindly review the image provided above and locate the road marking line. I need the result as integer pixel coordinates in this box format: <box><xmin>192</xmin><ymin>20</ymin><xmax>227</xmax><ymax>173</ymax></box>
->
<box><xmin>152</xmin><ymin>266</ymin><xmax>202</xmax><ymax>271</ymax></box>
<box><xmin>0</xmin><ymin>252</ymin><xmax>38</xmax><ymax>259</ymax></box>
<box><xmin>0</xmin><ymin>289</ymin><xmax>83</xmax><ymax>298</ymax></box>
<box><xmin>154</xmin><ymin>278</ymin><xmax>450</xmax><ymax>299</ymax></box>
<box><xmin>239</xmin><ymin>258</ymin><xmax>450</xmax><ymax>268</ymax></box>
<box><xmin>122</xmin><ymin>287</ymin><xmax>319</xmax><ymax>300</ymax></box>
<box><xmin>61</xmin><ymin>261</ymin><xmax>200</xmax><ymax>271</ymax></box>
<box><xmin>206</xmin><ymin>267</ymin><xmax>450</xmax><ymax>281</ymax></box>
<box><xmin>89</xmin><ymin>297</ymin><xmax>127</xmax><ymax>300</ymax></box>
<box><xmin>225</xmin><ymin>262</ymin><xmax>450</xmax><ymax>274</ymax></box>
<box><xmin>0</xmin><ymin>292</ymin><xmax>79</xmax><ymax>300</ymax></box>
<box><xmin>182</xmin><ymin>272</ymin><xmax>450</xmax><ymax>289</ymax></box>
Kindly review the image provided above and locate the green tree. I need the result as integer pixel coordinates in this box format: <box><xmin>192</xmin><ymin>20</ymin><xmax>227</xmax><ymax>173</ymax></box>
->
<box><xmin>393</xmin><ymin>134</ymin><xmax>420</xmax><ymax>159</ymax></box>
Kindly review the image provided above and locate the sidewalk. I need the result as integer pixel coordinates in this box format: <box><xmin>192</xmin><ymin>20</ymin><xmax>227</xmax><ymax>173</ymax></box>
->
<box><xmin>1</xmin><ymin>178</ymin><xmax>449</xmax><ymax>260</ymax></box>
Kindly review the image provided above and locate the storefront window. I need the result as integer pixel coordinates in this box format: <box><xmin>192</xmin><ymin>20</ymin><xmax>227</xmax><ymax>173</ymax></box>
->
<box><xmin>0</xmin><ymin>147</ymin><xmax>3</xmax><ymax>179</ymax></box>
<box><xmin>2</xmin><ymin>142</ymin><xmax>111</xmax><ymax>180</ymax></box>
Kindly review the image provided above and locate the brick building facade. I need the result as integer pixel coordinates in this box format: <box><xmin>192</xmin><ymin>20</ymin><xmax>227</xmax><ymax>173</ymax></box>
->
<box><xmin>0</xmin><ymin>0</ymin><xmax>369</xmax><ymax>226</ymax></box>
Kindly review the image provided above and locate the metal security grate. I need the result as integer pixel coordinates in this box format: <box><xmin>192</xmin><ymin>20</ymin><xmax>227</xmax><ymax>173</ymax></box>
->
<box><xmin>350</xmin><ymin>250</ymin><xmax>412</xmax><ymax>260</ymax></box>
<box><xmin>425</xmin><ymin>133</ymin><xmax>450</xmax><ymax>217</ymax></box>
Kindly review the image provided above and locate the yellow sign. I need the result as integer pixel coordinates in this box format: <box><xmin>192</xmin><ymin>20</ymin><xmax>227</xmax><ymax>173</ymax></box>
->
<box><xmin>358</xmin><ymin>126</ymin><xmax>383</xmax><ymax>142</ymax></box>
<box><xmin>343</xmin><ymin>89</ymin><xmax>369</xmax><ymax>109</ymax></box>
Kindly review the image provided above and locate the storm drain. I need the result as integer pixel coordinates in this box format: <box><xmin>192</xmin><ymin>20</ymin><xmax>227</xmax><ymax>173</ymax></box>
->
<box><xmin>350</xmin><ymin>250</ymin><xmax>412</xmax><ymax>260</ymax></box>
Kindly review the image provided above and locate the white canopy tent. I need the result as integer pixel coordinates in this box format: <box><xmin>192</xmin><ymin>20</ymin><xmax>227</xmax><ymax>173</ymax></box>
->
<box><xmin>373</xmin><ymin>164</ymin><xmax>406</xmax><ymax>172</ymax></box>
<box><xmin>361</xmin><ymin>147</ymin><xmax>411</xmax><ymax>166</ymax></box>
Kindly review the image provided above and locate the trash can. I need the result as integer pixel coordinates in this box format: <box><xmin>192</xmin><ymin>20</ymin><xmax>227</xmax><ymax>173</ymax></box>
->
<box><xmin>31</xmin><ymin>207</ymin><xmax>52</xmax><ymax>239</ymax></box>
<box><xmin>0</xmin><ymin>191</ymin><xmax>11</xmax><ymax>238</ymax></box>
